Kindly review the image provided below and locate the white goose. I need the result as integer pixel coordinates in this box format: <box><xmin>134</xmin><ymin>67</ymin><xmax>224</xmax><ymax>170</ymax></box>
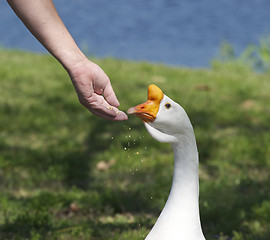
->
<box><xmin>127</xmin><ymin>84</ymin><xmax>206</xmax><ymax>240</ymax></box>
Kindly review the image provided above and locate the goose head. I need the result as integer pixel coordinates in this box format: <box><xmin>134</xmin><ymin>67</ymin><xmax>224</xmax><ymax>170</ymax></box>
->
<box><xmin>127</xmin><ymin>85</ymin><xmax>205</xmax><ymax>240</ymax></box>
<box><xmin>127</xmin><ymin>84</ymin><xmax>193</xmax><ymax>144</ymax></box>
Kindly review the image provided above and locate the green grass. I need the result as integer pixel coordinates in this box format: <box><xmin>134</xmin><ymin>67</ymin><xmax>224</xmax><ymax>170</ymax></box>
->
<box><xmin>0</xmin><ymin>48</ymin><xmax>269</xmax><ymax>240</ymax></box>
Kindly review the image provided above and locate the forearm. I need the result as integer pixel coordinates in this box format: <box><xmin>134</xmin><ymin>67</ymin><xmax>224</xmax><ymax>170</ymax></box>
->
<box><xmin>7</xmin><ymin>0</ymin><xmax>86</xmax><ymax>71</ymax></box>
<box><xmin>7</xmin><ymin>0</ymin><xmax>128</xmax><ymax>121</ymax></box>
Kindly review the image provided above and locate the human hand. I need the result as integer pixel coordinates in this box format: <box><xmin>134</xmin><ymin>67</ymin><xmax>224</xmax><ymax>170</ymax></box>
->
<box><xmin>7</xmin><ymin>0</ymin><xmax>127</xmax><ymax>121</ymax></box>
<box><xmin>68</xmin><ymin>59</ymin><xmax>128</xmax><ymax>121</ymax></box>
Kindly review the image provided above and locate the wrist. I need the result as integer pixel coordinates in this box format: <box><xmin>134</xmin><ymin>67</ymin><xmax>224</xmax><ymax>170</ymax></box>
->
<box><xmin>55</xmin><ymin>46</ymin><xmax>88</xmax><ymax>73</ymax></box>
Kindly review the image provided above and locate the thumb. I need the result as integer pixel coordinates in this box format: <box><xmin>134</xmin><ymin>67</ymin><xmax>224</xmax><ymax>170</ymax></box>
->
<box><xmin>103</xmin><ymin>82</ymin><xmax>120</xmax><ymax>108</ymax></box>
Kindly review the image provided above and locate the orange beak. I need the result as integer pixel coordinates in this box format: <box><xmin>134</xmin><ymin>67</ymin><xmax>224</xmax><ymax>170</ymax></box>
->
<box><xmin>127</xmin><ymin>84</ymin><xmax>164</xmax><ymax>122</ymax></box>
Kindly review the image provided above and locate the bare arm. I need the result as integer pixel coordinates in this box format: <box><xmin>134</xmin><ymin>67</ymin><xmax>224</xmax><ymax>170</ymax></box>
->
<box><xmin>7</xmin><ymin>0</ymin><xmax>127</xmax><ymax>121</ymax></box>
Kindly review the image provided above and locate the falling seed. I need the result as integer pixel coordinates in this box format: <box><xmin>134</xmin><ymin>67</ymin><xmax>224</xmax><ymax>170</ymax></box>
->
<box><xmin>124</xmin><ymin>147</ymin><xmax>127</xmax><ymax>150</ymax></box>
<box><xmin>111</xmin><ymin>136</ymin><xmax>114</xmax><ymax>140</ymax></box>
<box><xmin>128</xmin><ymin>127</ymin><xmax>131</xmax><ymax>130</ymax></box>
<box><xmin>135</xmin><ymin>152</ymin><xmax>139</xmax><ymax>155</ymax></box>
<box><xmin>150</xmin><ymin>197</ymin><xmax>153</xmax><ymax>200</ymax></box>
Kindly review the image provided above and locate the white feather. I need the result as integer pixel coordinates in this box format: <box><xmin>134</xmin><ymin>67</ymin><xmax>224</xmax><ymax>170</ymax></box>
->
<box><xmin>144</xmin><ymin>95</ymin><xmax>206</xmax><ymax>240</ymax></box>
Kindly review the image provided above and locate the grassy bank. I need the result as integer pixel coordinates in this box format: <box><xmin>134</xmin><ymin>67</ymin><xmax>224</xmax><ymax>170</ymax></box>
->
<box><xmin>0</xmin><ymin>48</ymin><xmax>269</xmax><ymax>240</ymax></box>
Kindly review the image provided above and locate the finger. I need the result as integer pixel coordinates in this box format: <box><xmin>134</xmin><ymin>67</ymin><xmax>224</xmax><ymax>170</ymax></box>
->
<box><xmin>113</xmin><ymin>111</ymin><xmax>128</xmax><ymax>121</ymax></box>
<box><xmin>100</xmin><ymin>97</ymin><xmax>128</xmax><ymax>120</ymax></box>
<box><xmin>84</xmin><ymin>94</ymin><xmax>127</xmax><ymax>121</ymax></box>
<box><xmin>105</xmin><ymin>105</ymin><xmax>128</xmax><ymax>121</ymax></box>
<box><xmin>103</xmin><ymin>82</ymin><xmax>120</xmax><ymax>108</ymax></box>
<box><xmin>90</xmin><ymin>108</ymin><xmax>128</xmax><ymax>121</ymax></box>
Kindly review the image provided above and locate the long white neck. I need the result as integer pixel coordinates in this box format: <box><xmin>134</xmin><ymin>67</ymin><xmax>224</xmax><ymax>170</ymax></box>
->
<box><xmin>145</xmin><ymin>131</ymin><xmax>205</xmax><ymax>240</ymax></box>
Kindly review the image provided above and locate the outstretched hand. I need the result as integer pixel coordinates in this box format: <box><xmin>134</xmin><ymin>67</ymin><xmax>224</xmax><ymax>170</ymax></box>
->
<box><xmin>7</xmin><ymin>0</ymin><xmax>127</xmax><ymax>120</ymax></box>
<box><xmin>68</xmin><ymin>59</ymin><xmax>128</xmax><ymax>121</ymax></box>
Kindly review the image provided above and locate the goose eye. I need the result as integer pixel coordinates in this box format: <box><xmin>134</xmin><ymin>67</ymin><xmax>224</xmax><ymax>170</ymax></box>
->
<box><xmin>165</xmin><ymin>103</ymin><xmax>171</xmax><ymax>109</ymax></box>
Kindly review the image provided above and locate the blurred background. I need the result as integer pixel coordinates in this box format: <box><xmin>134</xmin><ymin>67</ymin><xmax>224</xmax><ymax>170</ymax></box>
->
<box><xmin>0</xmin><ymin>0</ymin><xmax>270</xmax><ymax>67</ymax></box>
<box><xmin>1</xmin><ymin>1</ymin><xmax>270</xmax><ymax>240</ymax></box>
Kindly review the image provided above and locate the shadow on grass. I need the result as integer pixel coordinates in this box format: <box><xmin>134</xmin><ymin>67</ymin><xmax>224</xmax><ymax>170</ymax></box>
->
<box><xmin>0</xmin><ymin>108</ymin><xmax>269</xmax><ymax>239</ymax></box>
<box><xmin>0</xmin><ymin>117</ymin><xmax>159</xmax><ymax>238</ymax></box>
<box><xmin>201</xmin><ymin>177</ymin><xmax>270</xmax><ymax>240</ymax></box>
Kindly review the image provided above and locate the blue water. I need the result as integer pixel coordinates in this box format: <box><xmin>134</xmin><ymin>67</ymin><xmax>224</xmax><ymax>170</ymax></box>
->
<box><xmin>0</xmin><ymin>0</ymin><xmax>269</xmax><ymax>67</ymax></box>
